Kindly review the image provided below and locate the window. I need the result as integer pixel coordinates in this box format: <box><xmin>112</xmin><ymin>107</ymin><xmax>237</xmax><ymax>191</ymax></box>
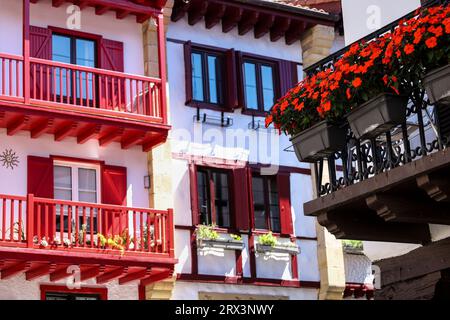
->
<box><xmin>41</xmin><ymin>285</ymin><xmax>107</xmax><ymax>300</ymax></box>
<box><xmin>251</xmin><ymin>174</ymin><xmax>280</xmax><ymax>233</ymax></box>
<box><xmin>242</xmin><ymin>59</ymin><xmax>278</xmax><ymax>113</ymax></box>
<box><xmin>45</xmin><ymin>292</ymin><xmax>101</xmax><ymax>300</ymax></box>
<box><xmin>191</xmin><ymin>49</ymin><xmax>224</xmax><ymax>105</ymax></box>
<box><xmin>197</xmin><ymin>168</ymin><xmax>231</xmax><ymax>228</ymax></box>
<box><xmin>52</xmin><ymin>34</ymin><xmax>96</xmax><ymax>100</ymax></box>
<box><xmin>54</xmin><ymin>161</ymin><xmax>100</xmax><ymax>232</ymax></box>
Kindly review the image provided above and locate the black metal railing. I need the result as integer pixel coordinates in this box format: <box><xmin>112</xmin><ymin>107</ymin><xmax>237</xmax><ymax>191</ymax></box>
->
<box><xmin>305</xmin><ymin>0</ymin><xmax>449</xmax><ymax>76</ymax></box>
<box><xmin>314</xmin><ymin>89</ymin><xmax>448</xmax><ymax>197</ymax></box>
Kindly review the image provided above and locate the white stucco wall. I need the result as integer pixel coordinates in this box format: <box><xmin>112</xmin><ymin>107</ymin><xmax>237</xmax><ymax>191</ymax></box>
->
<box><xmin>172</xmin><ymin>281</ymin><xmax>318</xmax><ymax>300</ymax></box>
<box><xmin>0</xmin><ymin>274</ymin><xmax>139</xmax><ymax>300</ymax></box>
<box><xmin>0</xmin><ymin>0</ymin><xmax>145</xmax><ymax>76</ymax></box>
<box><xmin>341</xmin><ymin>0</ymin><xmax>421</xmax><ymax>45</ymax></box>
<box><xmin>0</xmin><ymin>129</ymin><xmax>149</xmax><ymax>209</ymax></box>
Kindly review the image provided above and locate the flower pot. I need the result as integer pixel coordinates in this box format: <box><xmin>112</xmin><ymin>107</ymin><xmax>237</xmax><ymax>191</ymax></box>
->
<box><xmin>347</xmin><ymin>93</ymin><xmax>408</xmax><ymax>139</ymax></box>
<box><xmin>290</xmin><ymin>121</ymin><xmax>347</xmax><ymax>163</ymax></box>
<box><xmin>423</xmin><ymin>64</ymin><xmax>450</xmax><ymax>106</ymax></box>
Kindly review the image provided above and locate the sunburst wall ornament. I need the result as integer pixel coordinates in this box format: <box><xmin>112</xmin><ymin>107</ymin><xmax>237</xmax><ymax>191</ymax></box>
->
<box><xmin>0</xmin><ymin>149</ymin><xmax>19</xmax><ymax>170</ymax></box>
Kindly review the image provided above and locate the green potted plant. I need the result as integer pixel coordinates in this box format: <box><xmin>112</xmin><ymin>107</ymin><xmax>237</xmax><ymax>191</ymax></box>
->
<box><xmin>256</xmin><ymin>232</ymin><xmax>300</xmax><ymax>255</ymax></box>
<box><xmin>196</xmin><ymin>225</ymin><xmax>244</xmax><ymax>251</ymax></box>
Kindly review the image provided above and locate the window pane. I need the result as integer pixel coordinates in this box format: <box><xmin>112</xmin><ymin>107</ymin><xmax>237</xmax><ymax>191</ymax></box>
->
<box><xmin>268</xmin><ymin>177</ymin><xmax>280</xmax><ymax>233</ymax></box>
<box><xmin>261</xmin><ymin>65</ymin><xmax>275</xmax><ymax>112</ymax></box>
<box><xmin>54</xmin><ymin>166</ymin><xmax>72</xmax><ymax>200</ymax></box>
<box><xmin>252</xmin><ymin>176</ymin><xmax>267</xmax><ymax>230</ymax></box>
<box><xmin>207</xmin><ymin>55</ymin><xmax>221</xmax><ymax>104</ymax></box>
<box><xmin>244</xmin><ymin>62</ymin><xmax>258</xmax><ymax>110</ymax></box>
<box><xmin>197</xmin><ymin>170</ymin><xmax>210</xmax><ymax>225</ymax></box>
<box><xmin>213</xmin><ymin>172</ymin><xmax>230</xmax><ymax>228</ymax></box>
<box><xmin>76</xmin><ymin>39</ymin><xmax>96</xmax><ymax>101</ymax></box>
<box><xmin>52</xmin><ymin>35</ymin><xmax>71</xmax><ymax>97</ymax></box>
<box><xmin>192</xmin><ymin>53</ymin><xmax>204</xmax><ymax>101</ymax></box>
<box><xmin>78</xmin><ymin>168</ymin><xmax>97</xmax><ymax>204</ymax></box>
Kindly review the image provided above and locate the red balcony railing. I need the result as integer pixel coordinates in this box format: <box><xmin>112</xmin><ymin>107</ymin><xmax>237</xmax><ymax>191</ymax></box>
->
<box><xmin>0</xmin><ymin>53</ymin><xmax>165</xmax><ymax>123</ymax></box>
<box><xmin>0</xmin><ymin>193</ymin><xmax>174</xmax><ymax>258</ymax></box>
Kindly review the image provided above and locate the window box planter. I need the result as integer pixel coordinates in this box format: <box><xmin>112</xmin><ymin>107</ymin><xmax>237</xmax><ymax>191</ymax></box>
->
<box><xmin>290</xmin><ymin>120</ymin><xmax>347</xmax><ymax>163</ymax></box>
<box><xmin>423</xmin><ymin>64</ymin><xmax>450</xmax><ymax>106</ymax></box>
<box><xmin>347</xmin><ymin>93</ymin><xmax>409</xmax><ymax>139</ymax></box>
<box><xmin>197</xmin><ymin>238</ymin><xmax>244</xmax><ymax>251</ymax></box>
<box><xmin>256</xmin><ymin>243</ymin><xmax>300</xmax><ymax>255</ymax></box>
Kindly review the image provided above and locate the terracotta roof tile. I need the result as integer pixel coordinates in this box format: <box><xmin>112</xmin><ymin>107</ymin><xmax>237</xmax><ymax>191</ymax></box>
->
<box><xmin>266</xmin><ymin>0</ymin><xmax>342</xmax><ymax>14</ymax></box>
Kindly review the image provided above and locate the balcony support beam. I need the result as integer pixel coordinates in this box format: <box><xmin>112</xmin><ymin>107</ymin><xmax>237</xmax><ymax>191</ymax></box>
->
<box><xmin>417</xmin><ymin>173</ymin><xmax>450</xmax><ymax>202</ymax></box>
<box><xmin>54</xmin><ymin>121</ymin><xmax>76</xmax><ymax>141</ymax></box>
<box><xmin>26</xmin><ymin>263</ymin><xmax>56</xmax><ymax>281</ymax></box>
<box><xmin>97</xmin><ymin>267</ymin><xmax>127</xmax><ymax>284</ymax></box>
<box><xmin>30</xmin><ymin>118</ymin><xmax>51</xmax><ymax>139</ymax></box>
<box><xmin>1</xmin><ymin>261</ymin><xmax>30</xmax><ymax>279</ymax></box>
<box><xmin>119</xmin><ymin>268</ymin><xmax>150</xmax><ymax>285</ymax></box>
<box><xmin>7</xmin><ymin>115</ymin><xmax>28</xmax><ymax>136</ymax></box>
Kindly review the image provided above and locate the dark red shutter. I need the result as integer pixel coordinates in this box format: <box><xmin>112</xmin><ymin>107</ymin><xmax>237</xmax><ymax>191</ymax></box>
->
<box><xmin>27</xmin><ymin>156</ymin><xmax>54</xmax><ymax>238</ymax></box>
<box><xmin>235</xmin><ymin>51</ymin><xmax>245</xmax><ymax>108</ymax></box>
<box><xmin>225</xmin><ymin>49</ymin><xmax>238</xmax><ymax>110</ymax></box>
<box><xmin>189</xmin><ymin>163</ymin><xmax>199</xmax><ymax>226</ymax></box>
<box><xmin>101</xmin><ymin>165</ymin><xmax>127</xmax><ymax>235</ymax></box>
<box><xmin>184</xmin><ymin>41</ymin><xmax>193</xmax><ymax>105</ymax></box>
<box><xmin>30</xmin><ymin>26</ymin><xmax>52</xmax><ymax>100</ymax></box>
<box><xmin>278</xmin><ymin>173</ymin><xmax>294</xmax><ymax>235</ymax></box>
<box><xmin>99</xmin><ymin>38</ymin><xmax>125</xmax><ymax>109</ymax></box>
<box><xmin>279</xmin><ymin>60</ymin><xmax>299</xmax><ymax>97</ymax></box>
<box><xmin>233</xmin><ymin>168</ymin><xmax>250</xmax><ymax>231</ymax></box>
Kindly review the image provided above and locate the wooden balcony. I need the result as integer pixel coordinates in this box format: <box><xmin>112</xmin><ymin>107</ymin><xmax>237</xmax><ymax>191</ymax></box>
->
<box><xmin>0</xmin><ymin>53</ymin><xmax>169</xmax><ymax>151</ymax></box>
<box><xmin>0</xmin><ymin>193</ymin><xmax>176</xmax><ymax>285</ymax></box>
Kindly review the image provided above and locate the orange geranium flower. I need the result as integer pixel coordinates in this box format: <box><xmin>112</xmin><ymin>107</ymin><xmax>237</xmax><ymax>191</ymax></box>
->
<box><xmin>352</xmin><ymin>78</ymin><xmax>362</xmax><ymax>88</ymax></box>
<box><xmin>404</xmin><ymin>44</ymin><xmax>415</xmax><ymax>55</ymax></box>
<box><xmin>425</xmin><ymin>36</ymin><xmax>438</xmax><ymax>48</ymax></box>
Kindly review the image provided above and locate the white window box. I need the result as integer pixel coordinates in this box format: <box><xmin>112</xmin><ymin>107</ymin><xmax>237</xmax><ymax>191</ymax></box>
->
<box><xmin>256</xmin><ymin>243</ymin><xmax>300</xmax><ymax>256</ymax></box>
<box><xmin>197</xmin><ymin>238</ymin><xmax>244</xmax><ymax>251</ymax></box>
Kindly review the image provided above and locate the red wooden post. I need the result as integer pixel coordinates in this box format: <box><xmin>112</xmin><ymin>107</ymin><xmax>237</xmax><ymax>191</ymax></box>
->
<box><xmin>156</xmin><ymin>13</ymin><xmax>167</xmax><ymax>124</ymax></box>
<box><xmin>26</xmin><ymin>194</ymin><xmax>34</xmax><ymax>248</ymax></box>
<box><xmin>23</xmin><ymin>0</ymin><xmax>31</xmax><ymax>103</ymax></box>
<box><xmin>167</xmin><ymin>209</ymin><xmax>175</xmax><ymax>258</ymax></box>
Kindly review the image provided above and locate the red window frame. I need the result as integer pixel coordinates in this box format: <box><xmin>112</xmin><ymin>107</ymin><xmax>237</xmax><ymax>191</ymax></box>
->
<box><xmin>40</xmin><ymin>285</ymin><xmax>108</xmax><ymax>300</ymax></box>
<box><xmin>251</xmin><ymin>172</ymin><xmax>281</xmax><ymax>233</ymax></box>
<box><xmin>196</xmin><ymin>167</ymin><xmax>234</xmax><ymax>229</ymax></box>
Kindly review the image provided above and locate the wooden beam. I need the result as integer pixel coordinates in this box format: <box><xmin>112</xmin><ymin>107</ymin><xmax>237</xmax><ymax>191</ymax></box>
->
<box><xmin>254</xmin><ymin>13</ymin><xmax>274</xmax><ymax>39</ymax></box>
<box><xmin>50</xmin><ymin>265</ymin><xmax>72</xmax><ymax>282</ymax></box>
<box><xmin>222</xmin><ymin>6</ymin><xmax>243</xmax><ymax>33</ymax></box>
<box><xmin>1</xmin><ymin>261</ymin><xmax>29</xmax><ymax>279</ymax></box>
<box><xmin>188</xmin><ymin>0</ymin><xmax>208</xmax><ymax>26</ymax></box>
<box><xmin>171</xmin><ymin>0</ymin><xmax>190</xmax><ymax>22</ymax></box>
<box><xmin>116</xmin><ymin>9</ymin><xmax>130</xmax><ymax>19</ymax></box>
<box><xmin>317</xmin><ymin>209</ymin><xmax>431</xmax><ymax>244</ymax></box>
<box><xmin>136</xmin><ymin>14</ymin><xmax>151</xmax><ymax>24</ymax></box>
<box><xmin>366</xmin><ymin>193</ymin><xmax>450</xmax><ymax>225</ymax></box>
<box><xmin>30</xmin><ymin>118</ymin><xmax>51</xmax><ymax>139</ymax></box>
<box><xmin>77</xmin><ymin>125</ymin><xmax>99</xmax><ymax>144</ymax></box>
<box><xmin>118</xmin><ymin>268</ymin><xmax>150</xmax><ymax>285</ymax></box>
<box><xmin>76</xmin><ymin>0</ymin><xmax>90</xmax><ymax>10</ymax></box>
<box><xmin>97</xmin><ymin>267</ymin><xmax>127</xmax><ymax>284</ymax></box>
<box><xmin>80</xmin><ymin>265</ymin><xmax>105</xmax><ymax>281</ymax></box>
<box><xmin>54</xmin><ymin>121</ymin><xmax>75</xmax><ymax>141</ymax></box>
<box><xmin>26</xmin><ymin>263</ymin><xmax>56</xmax><ymax>281</ymax></box>
<box><xmin>121</xmin><ymin>132</ymin><xmax>144</xmax><ymax>149</ymax></box>
<box><xmin>417</xmin><ymin>173</ymin><xmax>450</xmax><ymax>202</ymax></box>
<box><xmin>52</xmin><ymin>0</ymin><xmax>65</xmax><ymax>7</ymax></box>
<box><xmin>285</xmin><ymin>21</ymin><xmax>307</xmax><ymax>45</ymax></box>
<box><xmin>99</xmin><ymin>128</ymin><xmax>123</xmax><ymax>147</ymax></box>
<box><xmin>7</xmin><ymin>115</ymin><xmax>27</xmax><ymax>136</ymax></box>
<box><xmin>142</xmin><ymin>133</ymin><xmax>167</xmax><ymax>152</ymax></box>
<box><xmin>270</xmin><ymin>17</ymin><xmax>291</xmax><ymax>42</ymax></box>
<box><xmin>238</xmin><ymin>10</ymin><xmax>259</xmax><ymax>36</ymax></box>
<box><xmin>95</xmin><ymin>5</ymin><xmax>110</xmax><ymax>15</ymax></box>
<box><xmin>205</xmin><ymin>3</ymin><xmax>226</xmax><ymax>29</ymax></box>
<box><xmin>140</xmin><ymin>269</ymin><xmax>172</xmax><ymax>286</ymax></box>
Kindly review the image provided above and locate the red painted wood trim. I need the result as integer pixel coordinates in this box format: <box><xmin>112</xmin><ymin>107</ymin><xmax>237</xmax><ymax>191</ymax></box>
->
<box><xmin>138</xmin><ymin>285</ymin><xmax>146</xmax><ymax>300</ymax></box>
<box><xmin>176</xmin><ymin>274</ymin><xmax>321</xmax><ymax>289</ymax></box>
<box><xmin>48</xmin><ymin>26</ymin><xmax>103</xmax><ymax>41</ymax></box>
<box><xmin>248</xmin><ymin>233</ymin><xmax>257</xmax><ymax>279</ymax></box>
<box><xmin>23</xmin><ymin>0</ymin><xmax>30</xmax><ymax>104</ymax></box>
<box><xmin>50</xmin><ymin>155</ymin><xmax>105</xmax><ymax>165</ymax></box>
<box><xmin>40</xmin><ymin>285</ymin><xmax>108</xmax><ymax>300</ymax></box>
<box><xmin>190</xmin><ymin>228</ymin><xmax>198</xmax><ymax>275</ymax></box>
<box><xmin>235</xmin><ymin>250</ymin><xmax>243</xmax><ymax>278</ymax></box>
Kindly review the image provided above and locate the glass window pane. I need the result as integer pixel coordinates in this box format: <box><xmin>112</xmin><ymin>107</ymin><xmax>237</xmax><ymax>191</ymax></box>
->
<box><xmin>54</xmin><ymin>166</ymin><xmax>72</xmax><ymax>199</ymax></box>
<box><xmin>244</xmin><ymin>62</ymin><xmax>258</xmax><ymax>110</ymax></box>
<box><xmin>268</xmin><ymin>177</ymin><xmax>280</xmax><ymax>232</ymax></box>
<box><xmin>52</xmin><ymin>35</ymin><xmax>71</xmax><ymax>97</ymax></box>
<box><xmin>252</xmin><ymin>176</ymin><xmax>267</xmax><ymax>230</ymax></box>
<box><xmin>207</xmin><ymin>55</ymin><xmax>221</xmax><ymax>104</ymax></box>
<box><xmin>197</xmin><ymin>170</ymin><xmax>210</xmax><ymax>225</ymax></box>
<box><xmin>213</xmin><ymin>172</ymin><xmax>230</xmax><ymax>228</ymax></box>
<box><xmin>76</xmin><ymin>39</ymin><xmax>95</xmax><ymax>101</ymax></box>
<box><xmin>78</xmin><ymin>168</ymin><xmax>97</xmax><ymax>204</ymax></box>
<box><xmin>261</xmin><ymin>65</ymin><xmax>275</xmax><ymax>112</ymax></box>
<box><xmin>192</xmin><ymin>53</ymin><xmax>204</xmax><ymax>101</ymax></box>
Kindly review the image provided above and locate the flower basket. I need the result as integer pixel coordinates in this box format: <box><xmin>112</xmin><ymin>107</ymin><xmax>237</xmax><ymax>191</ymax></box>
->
<box><xmin>197</xmin><ymin>238</ymin><xmax>244</xmax><ymax>251</ymax></box>
<box><xmin>423</xmin><ymin>64</ymin><xmax>450</xmax><ymax>106</ymax></box>
<box><xmin>290</xmin><ymin>120</ymin><xmax>347</xmax><ymax>163</ymax></box>
<box><xmin>347</xmin><ymin>93</ymin><xmax>409</xmax><ymax>139</ymax></box>
<box><xmin>256</xmin><ymin>243</ymin><xmax>300</xmax><ymax>255</ymax></box>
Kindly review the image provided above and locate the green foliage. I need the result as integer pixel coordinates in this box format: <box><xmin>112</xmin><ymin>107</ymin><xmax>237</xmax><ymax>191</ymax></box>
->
<box><xmin>258</xmin><ymin>232</ymin><xmax>277</xmax><ymax>247</ymax></box>
<box><xmin>230</xmin><ymin>234</ymin><xmax>242</xmax><ymax>242</ymax></box>
<box><xmin>197</xmin><ymin>224</ymin><xmax>219</xmax><ymax>241</ymax></box>
<box><xmin>342</xmin><ymin>240</ymin><xmax>364</xmax><ymax>250</ymax></box>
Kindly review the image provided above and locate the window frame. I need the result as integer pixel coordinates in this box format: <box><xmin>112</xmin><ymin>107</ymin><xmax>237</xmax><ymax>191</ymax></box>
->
<box><xmin>40</xmin><ymin>285</ymin><xmax>107</xmax><ymax>301</ymax></box>
<box><xmin>251</xmin><ymin>173</ymin><xmax>281</xmax><ymax>233</ymax></box>
<box><xmin>196</xmin><ymin>167</ymin><xmax>234</xmax><ymax>229</ymax></box>
<box><xmin>241</xmin><ymin>55</ymin><xmax>280</xmax><ymax>117</ymax></box>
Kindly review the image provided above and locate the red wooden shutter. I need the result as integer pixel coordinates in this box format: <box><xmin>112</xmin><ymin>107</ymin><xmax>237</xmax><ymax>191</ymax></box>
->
<box><xmin>184</xmin><ymin>41</ymin><xmax>193</xmax><ymax>105</ymax></box>
<box><xmin>278</xmin><ymin>173</ymin><xmax>294</xmax><ymax>235</ymax></box>
<box><xmin>30</xmin><ymin>26</ymin><xmax>52</xmax><ymax>100</ymax></box>
<box><xmin>27</xmin><ymin>156</ymin><xmax>54</xmax><ymax>239</ymax></box>
<box><xmin>189</xmin><ymin>163</ymin><xmax>199</xmax><ymax>226</ymax></box>
<box><xmin>99</xmin><ymin>39</ymin><xmax>125</xmax><ymax>110</ymax></box>
<box><xmin>279</xmin><ymin>60</ymin><xmax>299</xmax><ymax>97</ymax></box>
<box><xmin>235</xmin><ymin>51</ymin><xmax>245</xmax><ymax>108</ymax></box>
<box><xmin>225</xmin><ymin>49</ymin><xmax>238</xmax><ymax>110</ymax></box>
<box><xmin>233</xmin><ymin>168</ymin><xmax>250</xmax><ymax>231</ymax></box>
<box><xmin>101</xmin><ymin>165</ymin><xmax>127</xmax><ymax>235</ymax></box>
